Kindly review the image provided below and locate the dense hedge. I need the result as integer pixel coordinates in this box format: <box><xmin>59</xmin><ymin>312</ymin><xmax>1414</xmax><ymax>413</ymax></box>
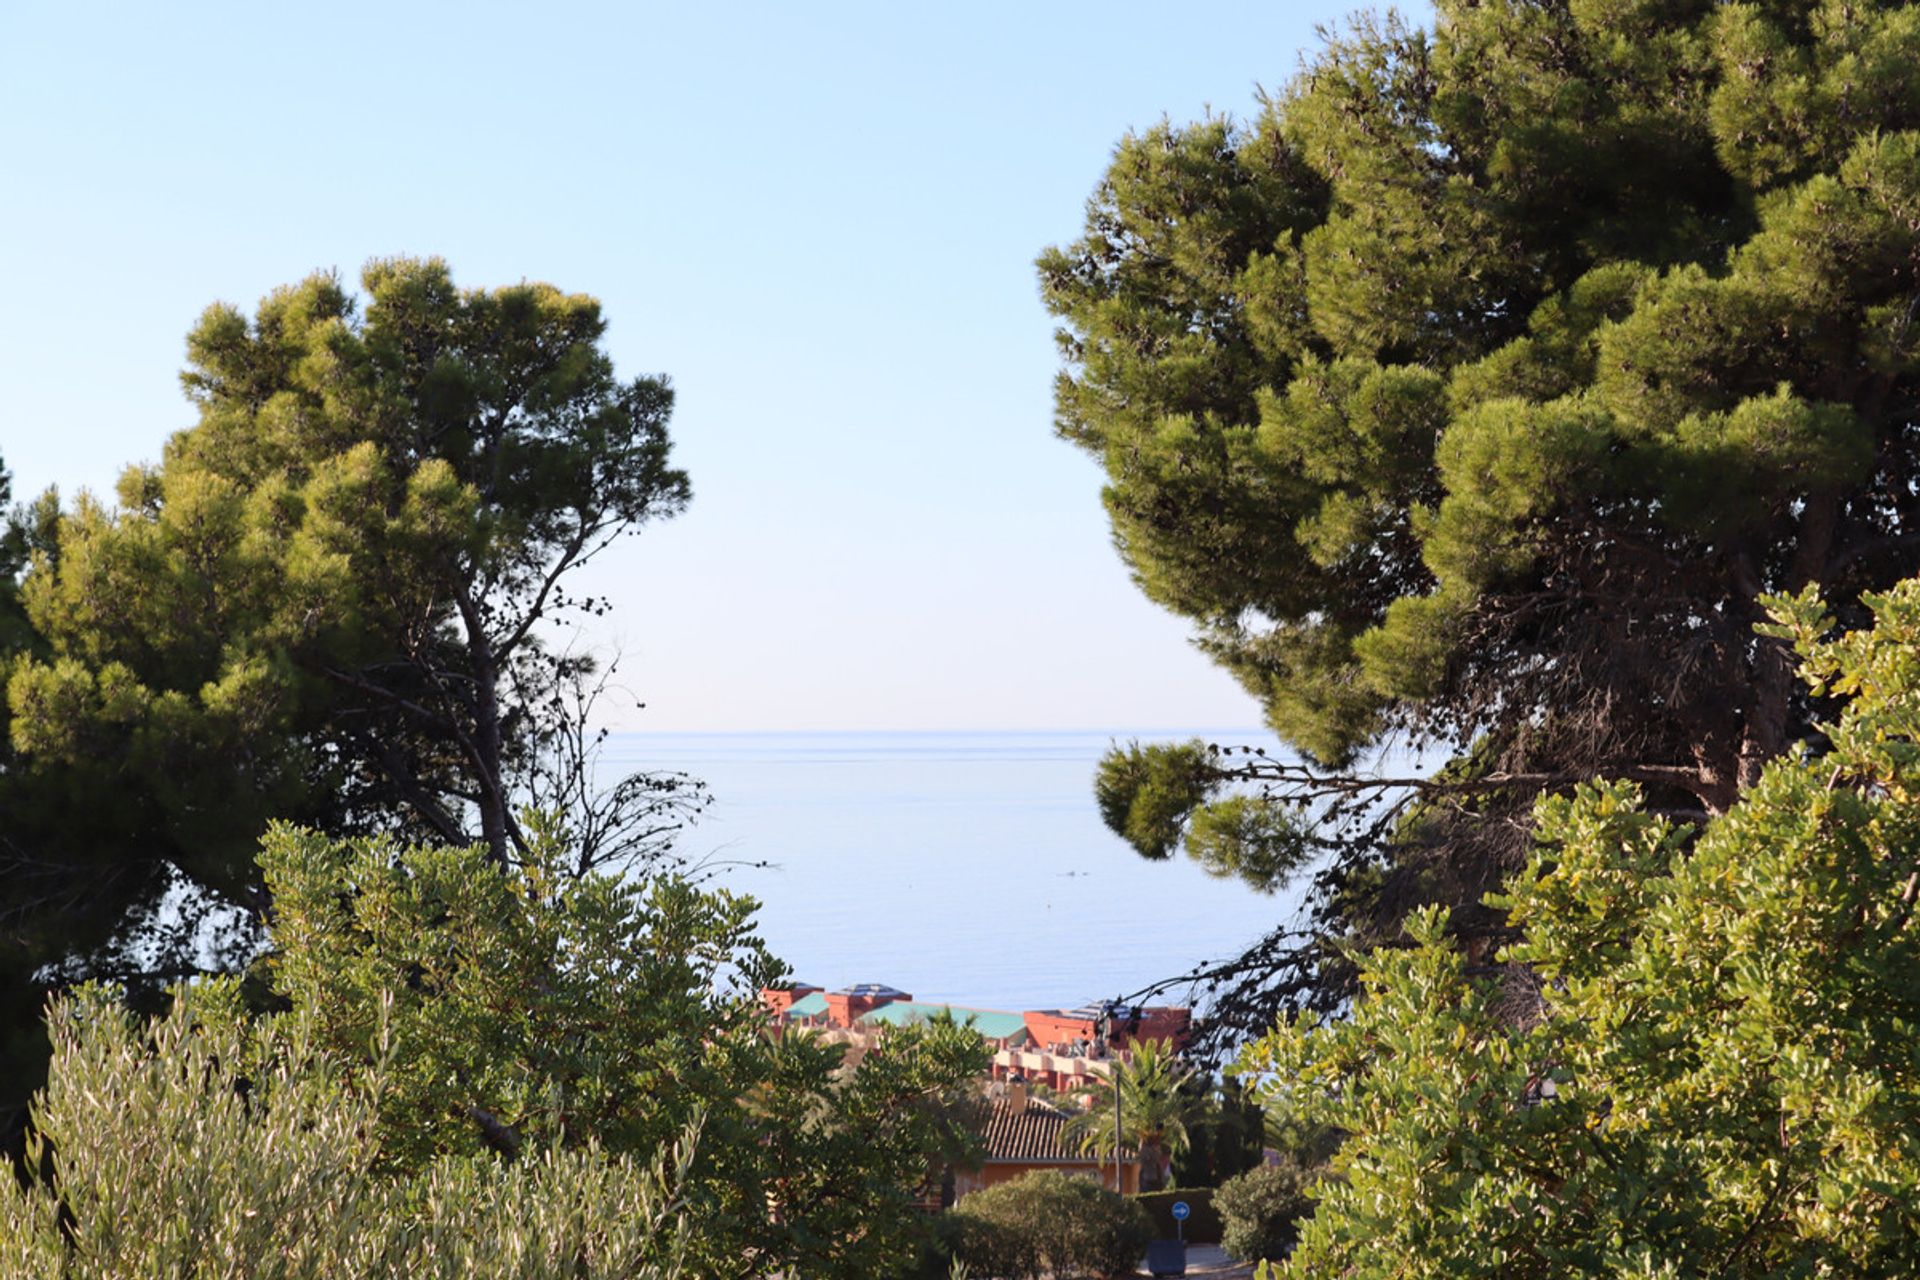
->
<box><xmin>949</xmin><ymin>1172</ymin><xmax>1153</xmax><ymax>1279</ymax></box>
<box><xmin>1132</xmin><ymin>1188</ymin><xmax>1221</xmax><ymax>1243</ymax></box>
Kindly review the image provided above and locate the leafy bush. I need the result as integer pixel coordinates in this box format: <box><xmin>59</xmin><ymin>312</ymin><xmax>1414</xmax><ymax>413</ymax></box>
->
<box><xmin>256</xmin><ymin>823</ymin><xmax>988</xmax><ymax>1278</ymax></box>
<box><xmin>950</xmin><ymin>1171</ymin><xmax>1153</xmax><ymax>1279</ymax></box>
<box><xmin>3</xmin><ymin>826</ymin><xmax>990</xmax><ymax>1280</ymax></box>
<box><xmin>1215</xmin><ymin>1160</ymin><xmax>1318</xmax><ymax>1264</ymax></box>
<box><xmin>0</xmin><ymin>985</ymin><xmax>693</xmax><ymax>1279</ymax></box>
<box><xmin>1234</xmin><ymin>580</ymin><xmax>1920</xmax><ymax>1275</ymax></box>
<box><xmin>895</xmin><ymin>1210</ymin><xmax>977</xmax><ymax>1280</ymax></box>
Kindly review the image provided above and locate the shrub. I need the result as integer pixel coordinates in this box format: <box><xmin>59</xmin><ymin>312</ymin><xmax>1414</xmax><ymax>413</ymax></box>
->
<box><xmin>1215</xmin><ymin>1159</ymin><xmax>1319</xmax><ymax>1265</ymax></box>
<box><xmin>0</xmin><ymin>985</ymin><xmax>694</xmax><ymax>1279</ymax></box>
<box><xmin>1229</xmin><ymin>580</ymin><xmax>1920</xmax><ymax>1274</ymax></box>
<box><xmin>5</xmin><ymin>822</ymin><xmax>993</xmax><ymax>1280</ymax></box>
<box><xmin>950</xmin><ymin>1171</ymin><xmax>1153</xmax><ymax>1279</ymax></box>
<box><xmin>938</xmin><ymin>1207</ymin><xmax>1027</xmax><ymax>1280</ymax></box>
<box><xmin>897</xmin><ymin>1210</ymin><xmax>983</xmax><ymax>1280</ymax></box>
<box><xmin>257</xmin><ymin>824</ymin><xmax>989</xmax><ymax>1278</ymax></box>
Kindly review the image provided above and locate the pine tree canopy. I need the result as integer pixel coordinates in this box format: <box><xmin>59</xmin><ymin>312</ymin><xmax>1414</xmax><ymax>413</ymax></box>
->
<box><xmin>12</xmin><ymin>257</ymin><xmax>693</xmax><ymax>882</ymax></box>
<box><xmin>0</xmin><ymin>261</ymin><xmax>701</xmax><ymax>1140</ymax></box>
<box><xmin>1042</xmin><ymin>0</ymin><xmax>1920</xmax><ymax>1029</ymax></box>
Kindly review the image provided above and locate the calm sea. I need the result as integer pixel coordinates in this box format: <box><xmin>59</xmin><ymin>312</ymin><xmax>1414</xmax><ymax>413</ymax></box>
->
<box><xmin>599</xmin><ymin>730</ymin><xmax>1310</xmax><ymax>1014</ymax></box>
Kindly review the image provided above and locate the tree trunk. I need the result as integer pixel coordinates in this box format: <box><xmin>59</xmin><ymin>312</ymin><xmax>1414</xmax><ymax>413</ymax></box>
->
<box><xmin>1140</xmin><ymin>1138</ymin><xmax>1168</xmax><ymax>1192</ymax></box>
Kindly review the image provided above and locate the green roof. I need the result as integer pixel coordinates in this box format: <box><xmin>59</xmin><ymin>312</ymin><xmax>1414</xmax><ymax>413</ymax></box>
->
<box><xmin>786</xmin><ymin>992</ymin><xmax>828</xmax><ymax>1018</ymax></box>
<box><xmin>857</xmin><ymin>1002</ymin><xmax>1030</xmax><ymax>1042</ymax></box>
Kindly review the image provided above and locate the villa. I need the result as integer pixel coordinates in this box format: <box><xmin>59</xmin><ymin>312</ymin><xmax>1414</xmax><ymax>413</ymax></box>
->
<box><xmin>957</xmin><ymin>1076</ymin><xmax>1141</xmax><ymax>1197</ymax></box>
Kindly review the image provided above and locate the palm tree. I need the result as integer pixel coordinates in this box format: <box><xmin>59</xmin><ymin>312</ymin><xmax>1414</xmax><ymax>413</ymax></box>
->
<box><xmin>1061</xmin><ymin>1038</ymin><xmax>1204</xmax><ymax>1192</ymax></box>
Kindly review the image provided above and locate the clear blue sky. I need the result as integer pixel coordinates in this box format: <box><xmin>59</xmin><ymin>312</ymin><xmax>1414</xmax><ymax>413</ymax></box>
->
<box><xmin>1</xmin><ymin>1</ymin><xmax>1428</xmax><ymax>732</ymax></box>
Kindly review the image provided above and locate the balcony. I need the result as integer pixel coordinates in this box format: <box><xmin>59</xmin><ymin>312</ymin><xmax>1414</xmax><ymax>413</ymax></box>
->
<box><xmin>990</xmin><ymin>1046</ymin><xmax>1119</xmax><ymax>1087</ymax></box>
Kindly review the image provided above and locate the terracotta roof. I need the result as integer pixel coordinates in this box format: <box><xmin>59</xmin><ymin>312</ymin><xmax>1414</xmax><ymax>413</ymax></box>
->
<box><xmin>979</xmin><ymin>1096</ymin><xmax>1135</xmax><ymax>1164</ymax></box>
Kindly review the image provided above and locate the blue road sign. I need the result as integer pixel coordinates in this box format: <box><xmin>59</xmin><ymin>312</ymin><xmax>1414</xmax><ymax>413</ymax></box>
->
<box><xmin>1171</xmin><ymin>1201</ymin><xmax>1190</xmax><ymax>1221</ymax></box>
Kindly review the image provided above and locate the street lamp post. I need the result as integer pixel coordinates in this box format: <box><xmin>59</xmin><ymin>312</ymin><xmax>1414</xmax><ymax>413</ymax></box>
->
<box><xmin>1098</xmin><ymin>1008</ymin><xmax>1122</xmax><ymax>1193</ymax></box>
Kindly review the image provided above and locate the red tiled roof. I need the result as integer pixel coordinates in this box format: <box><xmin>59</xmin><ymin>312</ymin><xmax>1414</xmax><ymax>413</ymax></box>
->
<box><xmin>979</xmin><ymin>1096</ymin><xmax>1135</xmax><ymax>1164</ymax></box>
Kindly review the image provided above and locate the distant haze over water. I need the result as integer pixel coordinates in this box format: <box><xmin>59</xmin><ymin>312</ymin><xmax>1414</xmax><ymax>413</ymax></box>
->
<box><xmin>601</xmin><ymin>730</ymin><xmax>1310</xmax><ymax>1015</ymax></box>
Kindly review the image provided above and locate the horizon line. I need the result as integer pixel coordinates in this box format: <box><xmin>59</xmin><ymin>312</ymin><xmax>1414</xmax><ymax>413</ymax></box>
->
<box><xmin>604</xmin><ymin>725</ymin><xmax>1274</xmax><ymax>737</ymax></box>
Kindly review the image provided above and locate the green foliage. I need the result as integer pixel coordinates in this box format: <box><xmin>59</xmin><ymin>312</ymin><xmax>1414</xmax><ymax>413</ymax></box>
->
<box><xmin>1062</xmin><ymin>1038</ymin><xmax>1203</xmax><ymax>1192</ymax></box>
<box><xmin>1182</xmin><ymin>794</ymin><xmax>1315</xmax><ymax>894</ymax></box>
<box><xmin>0</xmin><ymin>456</ymin><xmax>54</xmax><ymax>1149</ymax></box>
<box><xmin>1214</xmin><ymin>1160</ymin><xmax>1319</xmax><ymax>1267</ymax></box>
<box><xmin>1255</xmin><ymin>1081</ymin><xmax>1343</xmax><ymax>1172</ymax></box>
<box><xmin>4</xmin><ymin>257</ymin><xmax>697</xmax><ymax>986</ymax></box>
<box><xmin>1094</xmin><ymin>741</ymin><xmax>1213</xmax><ymax>861</ymax></box>
<box><xmin>1096</xmin><ymin>742</ymin><xmax>1310</xmax><ymax>893</ymax></box>
<box><xmin>252</xmin><ymin>823</ymin><xmax>990</xmax><ymax>1279</ymax></box>
<box><xmin>949</xmin><ymin>1171</ymin><xmax>1154</xmax><ymax>1280</ymax></box>
<box><xmin>1170</xmin><ymin>1074</ymin><xmax>1265</xmax><ymax>1189</ymax></box>
<box><xmin>0</xmin><ymin>984</ymin><xmax>694</xmax><ymax>1279</ymax></box>
<box><xmin>1048</xmin><ymin>0</ymin><xmax>1920</xmax><ymax>1012</ymax></box>
<box><xmin>0</xmin><ymin>258</ymin><xmax>703</xmax><ymax>1145</ymax></box>
<box><xmin>0</xmin><ymin>459</ymin><xmax>32</xmax><ymax>656</ymax></box>
<box><xmin>1234</xmin><ymin>578</ymin><xmax>1920</xmax><ymax>1275</ymax></box>
<box><xmin>899</xmin><ymin>1212</ymin><xmax>980</xmax><ymax>1280</ymax></box>
<box><xmin>257</xmin><ymin>819</ymin><xmax>778</xmax><ymax>1173</ymax></box>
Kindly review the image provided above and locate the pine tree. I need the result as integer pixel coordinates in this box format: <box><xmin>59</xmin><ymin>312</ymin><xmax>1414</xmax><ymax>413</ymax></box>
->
<box><xmin>1043</xmin><ymin>0</ymin><xmax>1920</xmax><ymax>1037</ymax></box>
<box><xmin>0</xmin><ymin>260</ymin><xmax>702</xmax><ymax>1142</ymax></box>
